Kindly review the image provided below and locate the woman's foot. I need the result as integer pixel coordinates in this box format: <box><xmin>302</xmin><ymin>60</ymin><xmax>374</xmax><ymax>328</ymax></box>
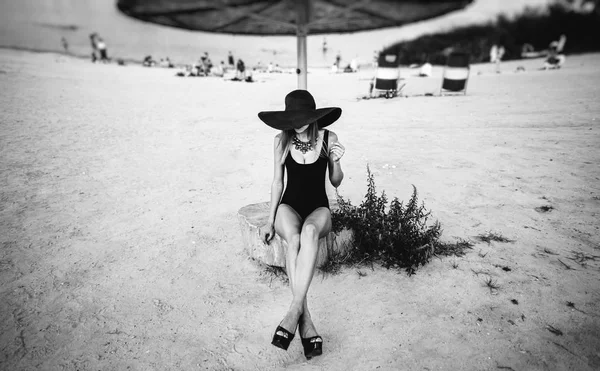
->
<box><xmin>271</xmin><ymin>306</ymin><xmax>302</xmax><ymax>351</ymax></box>
<box><xmin>299</xmin><ymin>310</ymin><xmax>323</xmax><ymax>359</ymax></box>
<box><xmin>271</xmin><ymin>324</ymin><xmax>295</xmax><ymax>350</ymax></box>
<box><xmin>301</xmin><ymin>336</ymin><xmax>323</xmax><ymax>359</ymax></box>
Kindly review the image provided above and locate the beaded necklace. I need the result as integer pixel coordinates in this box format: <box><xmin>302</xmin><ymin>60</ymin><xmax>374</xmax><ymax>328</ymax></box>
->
<box><xmin>292</xmin><ymin>135</ymin><xmax>313</xmax><ymax>154</ymax></box>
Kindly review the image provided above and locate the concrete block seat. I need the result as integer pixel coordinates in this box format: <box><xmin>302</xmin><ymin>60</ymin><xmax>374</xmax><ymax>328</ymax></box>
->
<box><xmin>237</xmin><ymin>200</ymin><xmax>353</xmax><ymax>268</ymax></box>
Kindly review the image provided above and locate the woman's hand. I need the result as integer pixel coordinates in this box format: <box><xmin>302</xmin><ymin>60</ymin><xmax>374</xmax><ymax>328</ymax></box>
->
<box><xmin>261</xmin><ymin>223</ymin><xmax>276</xmax><ymax>244</ymax></box>
<box><xmin>329</xmin><ymin>142</ymin><xmax>345</xmax><ymax>162</ymax></box>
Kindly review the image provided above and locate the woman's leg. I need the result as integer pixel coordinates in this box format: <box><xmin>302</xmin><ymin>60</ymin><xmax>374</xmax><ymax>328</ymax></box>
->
<box><xmin>274</xmin><ymin>207</ymin><xmax>314</xmax><ymax>336</ymax></box>
<box><xmin>274</xmin><ymin>204</ymin><xmax>302</xmax><ymax>332</ymax></box>
<box><xmin>299</xmin><ymin>297</ymin><xmax>317</xmax><ymax>338</ymax></box>
<box><xmin>293</xmin><ymin>207</ymin><xmax>332</xmax><ymax>337</ymax></box>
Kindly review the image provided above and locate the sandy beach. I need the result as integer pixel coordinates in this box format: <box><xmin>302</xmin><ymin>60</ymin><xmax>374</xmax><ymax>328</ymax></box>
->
<box><xmin>1</xmin><ymin>48</ymin><xmax>599</xmax><ymax>370</ymax></box>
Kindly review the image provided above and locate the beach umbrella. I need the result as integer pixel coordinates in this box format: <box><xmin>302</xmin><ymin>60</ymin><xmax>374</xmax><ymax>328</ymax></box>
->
<box><xmin>117</xmin><ymin>0</ymin><xmax>473</xmax><ymax>89</ymax></box>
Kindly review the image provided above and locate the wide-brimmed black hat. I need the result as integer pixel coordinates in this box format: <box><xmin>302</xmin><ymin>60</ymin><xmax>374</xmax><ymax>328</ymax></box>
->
<box><xmin>258</xmin><ymin>90</ymin><xmax>341</xmax><ymax>131</ymax></box>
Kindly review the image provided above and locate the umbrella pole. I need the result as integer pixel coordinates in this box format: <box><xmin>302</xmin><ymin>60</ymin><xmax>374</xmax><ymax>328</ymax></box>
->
<box><xmin>297</xmin><ymin>27</ymin><xmax>307</xmax><ymax>89</ymax></box>
<box><xmin>296</xmin><ymin>0</ymin><xmax>309</xmax><ymax>90</ymax></box>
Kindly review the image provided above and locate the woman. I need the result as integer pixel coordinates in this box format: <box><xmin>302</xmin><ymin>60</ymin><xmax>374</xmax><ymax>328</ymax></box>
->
<box><xmin>258</xmin><ymin>89</ymin><xmax>345</xmax><ymax>359</ymax></box>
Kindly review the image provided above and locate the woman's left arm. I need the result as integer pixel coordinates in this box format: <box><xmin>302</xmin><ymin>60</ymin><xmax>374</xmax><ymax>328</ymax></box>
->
<box><xmin>327</xmin><ymin>131</ymin><xmax>345</xmax><ymax>188</ymax></box>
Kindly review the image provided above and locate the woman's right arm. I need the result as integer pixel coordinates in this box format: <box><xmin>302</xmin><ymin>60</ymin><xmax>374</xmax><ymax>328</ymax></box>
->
<box><xmin>264</xmin><ymin>135</ymin><xmax>285</xmax><ymax>243</ymax></box>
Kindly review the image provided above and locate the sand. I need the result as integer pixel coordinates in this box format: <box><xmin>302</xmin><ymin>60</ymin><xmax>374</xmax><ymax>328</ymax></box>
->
<box><xmin>1</xmin><ymin>48</ymin><xmax>599</xmax><ymax>371</ymax></box>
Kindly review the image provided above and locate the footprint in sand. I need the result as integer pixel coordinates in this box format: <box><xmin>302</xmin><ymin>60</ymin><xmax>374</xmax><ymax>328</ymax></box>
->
<box><xmin>535</xmin><ymin>205</ymin><xmax>554</xmax><ymax>213</ymax></box>
<box><xmin>152</xmin><ymin>299</ymin><xmax>173</xmax><ymax>316</ymax></box>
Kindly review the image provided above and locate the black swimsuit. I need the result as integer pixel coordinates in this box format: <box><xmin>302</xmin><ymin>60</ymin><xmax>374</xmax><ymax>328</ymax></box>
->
<box><xmin>280</xmin><ymin>130</ymin><xmax>330</xmax><ymax>220</ymax></box>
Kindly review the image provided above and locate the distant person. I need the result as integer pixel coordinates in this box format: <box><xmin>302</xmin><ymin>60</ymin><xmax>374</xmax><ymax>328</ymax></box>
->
<box><xmin>489</xmin><ymin>44</ymin><xmax>498</xmax><ymax>63</ymax></box>
<box><xmin>522</xmin><ymin>34</ymin><xmax>566</xmax><ymax>60</ymax></box>
<box><xmin>350</xmin><ymin>58</ymin><xmax>358</xmax><ymax>72</ymax></box>
<box><xmin>542</xmin><ymin>42</ymin><xmax>566</xmax><ymax>70</ymax></box>
<box><xmin>497</xmin><ymin>46</ymin><xmax>505</xmax><ymax>61</ymax></box>
<box><xmin>160</xmin><ymin>57</ymin><xmax>174</xmax><ymax>68</ymax></box>
<box><xmin>245</xmin><ymin>69</ymin><xmax>254</xmax><ymax>82</ymax></box>
<box><xmin>228</xmin><ymin>51</ymin><xmax>235</xmax><ymax>67</ymax></box>
<box><xmin>236</xmin><ymin>58</ymin><xmax>246</xmax><ymax>80</ymax></box>
<box><xmin>490</xmin><ymin>44</ymin><xmax>505</xmax><ymax>73</ymax></box>
<box><xmin>322</xmin><ymin>37</ymin><xmax>328</xmax><ymax>54</ymax></box>
<box><xmin>89</xmin><ymin>33</ymin><xmax>97</xmax><ymax>50</ymax></box>
<box><xmin>195</xmin><ymin>62</ymin><xmax>206</xmax><ymax>76</ymax></box>
<box><xmin>61</xmin><ymin>37</ymin><xmax>69</xmax><ymax>53</ymax></box>
<box><xmin>143</xmin><ymin>55</ymin><xmax>156</xmax><ymax>67</ymax></box>
<box><xmin>199</xmin><ymin>52</ymin><xmax>210</xmax><ymax>72</ymax></box>
<box><xmin>176</xmin><ymin>64</ymin><xmax>195</xmax><ymax>77</ymax></box>
<box><xmin>335</xmin><ymin>52</ymin><xmax>341</xmax><ymax>70</ymax></box>
<box><xmin>419</xmin><ymin>62</ymin><xmax>432</xmax><ymax>77</ymax></box>
<box><xmin>331</xmin><ymin>62</ymin><xmax>338</xmax><ymax>74</ymax></box>
<box><xmin>89</xmin><ymin>33</ymin><xmax>98</xmax><ymax>62</ymax></box>
<box><xmin>213</xmin><ymin>61</ymin><xmax>225</xmax><ymax>77</ymax></box>
<box><xmin>555</xmin><ymin>34</ymin><xmax>567</xmax><ymax>53</ymax></box>
<box><xmin>205</xmin><ymin>56</ymin><xmax>213</xmax><ymax>74</ymax></box>
<box><xmin>96</xmin><ymin>37</ymin><xmax>109</xmax><ymax>63</ymax></box>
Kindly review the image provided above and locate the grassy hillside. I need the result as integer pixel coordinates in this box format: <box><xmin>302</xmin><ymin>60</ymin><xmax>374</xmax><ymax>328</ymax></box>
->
<box><xmin>382</xmin><ymin>4</ymin><xmax>600</xmax><ymax>65</ymax></box>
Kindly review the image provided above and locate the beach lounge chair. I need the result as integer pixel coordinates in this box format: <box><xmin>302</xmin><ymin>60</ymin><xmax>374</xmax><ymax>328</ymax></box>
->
<box><xmin>521</xmin><ymin>35</ymin><xmax>567</xmax><ymax>59</ymax></box>
<box><xmin>371</xmin><ymin>52</ymin><xmax>404</xmax><ymax>99</ymax></box>
<box><xmin>440</xmin><ymin>52</ymin><xmax>470</xmax><ymax>95</ymax></box>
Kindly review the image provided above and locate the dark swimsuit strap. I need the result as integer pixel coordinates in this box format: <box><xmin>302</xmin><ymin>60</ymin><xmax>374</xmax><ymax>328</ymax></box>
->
<box><xmin>320</xmin><ymin>130</ymin><xmax>329</xmax><ymax>158</ymax></box>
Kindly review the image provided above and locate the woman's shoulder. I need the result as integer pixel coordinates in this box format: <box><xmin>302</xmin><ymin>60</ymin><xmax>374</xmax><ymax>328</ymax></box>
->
<box><xmin>320</xmin><ymin>128</ymin><xmax>337</xmax><ymax>136</ymax></box>
<box><xmin>325</xmin><ymin>129</ymin><xmax>338</xmax><ymax>144</ymax></box>
<box><xmin>273</xmin><ymin>132</ymin><xmax>285</xmax><ymax>153</ymax></box>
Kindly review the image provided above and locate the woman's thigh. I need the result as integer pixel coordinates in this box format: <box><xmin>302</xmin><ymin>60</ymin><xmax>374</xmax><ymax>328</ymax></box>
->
<box><xmin>302</xmin><ymin>207</ymin><xmax>332</xmax><ymax>239</ymax></box>
<box><xmin>274</xmin><ymin>204</ymin><xmax>302</xmax><ymax>243</ymax></box>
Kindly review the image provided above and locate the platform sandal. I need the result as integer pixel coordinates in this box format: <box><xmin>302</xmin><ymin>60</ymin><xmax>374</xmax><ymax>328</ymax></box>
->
<box><xmin>301</xmin><ymin>336</ymin><xmax>323</xmax><ymax>359</ymax></box>
<box><xmin>271</xmin><ymin>324</ymin><xmax>296</xmax><ymax>351</ymax></box>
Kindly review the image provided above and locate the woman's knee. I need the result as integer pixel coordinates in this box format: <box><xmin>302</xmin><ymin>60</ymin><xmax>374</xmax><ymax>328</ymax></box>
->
<box><xmin>301</xmin><ymin>223</ymin><xmax>319</xmax><ymax>240</ymax></box>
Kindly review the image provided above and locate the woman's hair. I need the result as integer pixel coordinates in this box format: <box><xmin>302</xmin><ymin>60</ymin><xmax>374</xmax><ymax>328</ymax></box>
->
<box><xmin>277</xmin><ymin>122</ymin><xmax>322</xmax><ymax>163</ymax></box>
